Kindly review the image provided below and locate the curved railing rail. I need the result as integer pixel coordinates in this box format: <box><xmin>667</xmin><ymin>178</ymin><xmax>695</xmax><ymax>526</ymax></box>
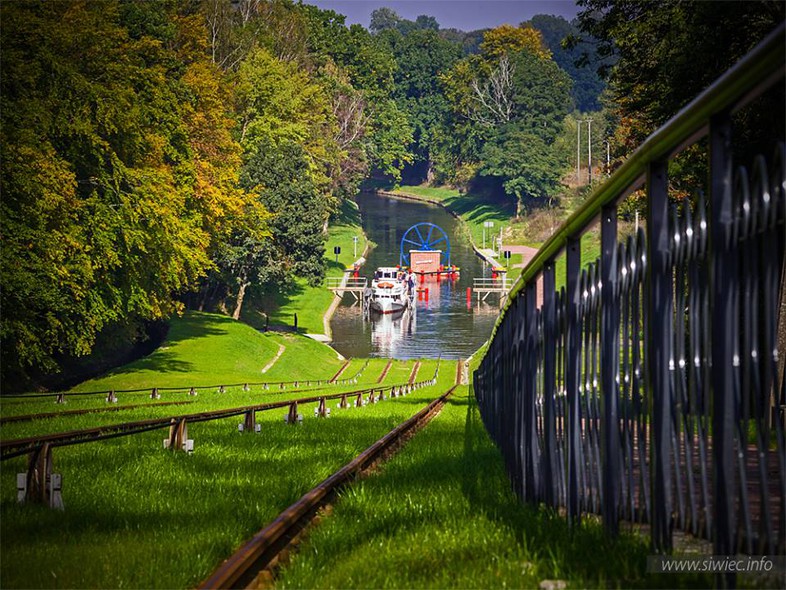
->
<box><xmin>473</xmin><ymin>22</ymin><xmax>785</xmax><ymax>568</ymax></box>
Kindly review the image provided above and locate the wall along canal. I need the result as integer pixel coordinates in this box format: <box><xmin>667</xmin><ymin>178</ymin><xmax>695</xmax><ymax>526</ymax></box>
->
<box><xmin>329</xmin><ymin>192</ymin><xmax>500</xmax><ymax>359</ymax></box>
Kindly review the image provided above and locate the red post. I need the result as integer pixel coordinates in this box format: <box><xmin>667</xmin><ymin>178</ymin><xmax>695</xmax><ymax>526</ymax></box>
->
<box><xmin>466</xmin><ymin>287</ymin><xmax>471</xmax><ymax>303</ymax></box>
<box><xmin>425</xmin><ymin>288</ymin><xmax>429</xmax><ymax>301</ymax></box>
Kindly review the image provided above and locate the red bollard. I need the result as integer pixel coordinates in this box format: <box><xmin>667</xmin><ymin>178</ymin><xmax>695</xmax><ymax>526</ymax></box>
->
<box><xmin>419</xmin><ymin>273</ymin><xmax>424</xmax><ymax>284</ymax></box>
<box><xmin>466</xmin><ymin>287</ymin><xmax>471</xmax><ymax>303</ymax></box>
<box><xmin>425</xmin><ymin>288</ymin><xmax>429</xmax><ymax>302</ymax></box>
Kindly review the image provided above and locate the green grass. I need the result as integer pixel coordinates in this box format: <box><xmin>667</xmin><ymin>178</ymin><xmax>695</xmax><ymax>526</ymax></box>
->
<box><xmin>0</xmin><ymin>372</ymin><xmax>413</xmax><ymax>441</ymax></box>
<box><xmin>276</xmin><ymin>387</ymin><xmax>712</xmax><ymax>589</ymax></box>
<box><xmin>62</xmin><ymin>311</ymin><xmax>344</xmax><ymax>393</ymax></box>
<box><xmin>0</xmin><ymin>362</ymin><xmax>458</xmax><ymax>589</ymax></box>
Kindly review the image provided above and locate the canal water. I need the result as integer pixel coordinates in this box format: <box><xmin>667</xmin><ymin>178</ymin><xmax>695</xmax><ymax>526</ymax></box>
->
<box><xmin>329</xmin><ymin>192</ymin><xmax>501</xmax><ymax>360</ymax></box>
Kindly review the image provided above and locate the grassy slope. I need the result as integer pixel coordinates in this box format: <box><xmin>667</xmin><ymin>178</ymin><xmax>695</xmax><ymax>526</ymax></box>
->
<box><xmin>276</xmin><ymin>387</ymin><xmax>711</xmax><ymax>589</ymax></box>
<box><xmin>0</xmin><ymin>363</ymin><xmax>458</xmax><ymax>589</ymax></box>
<box><xmin>64</xmin><ymin>311</ymin><xmax>343</xmax><ymax>393</ymax></box>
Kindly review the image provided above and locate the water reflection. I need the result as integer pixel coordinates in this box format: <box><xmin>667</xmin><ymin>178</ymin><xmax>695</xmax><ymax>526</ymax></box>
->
<box><xmin>329</xmin><ymin>192</ymin><xmax>502</xmax><ymax>359</ymax></box>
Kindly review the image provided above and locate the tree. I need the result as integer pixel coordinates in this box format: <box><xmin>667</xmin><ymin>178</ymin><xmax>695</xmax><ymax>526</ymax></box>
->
<box><xmin>0</xmin><ymin>0</ymin><xmax>268</xmax><ymax>386</ymax></box>
<box><xmin>529</xmin><ymin>14</ymin><xmax>607</xmax><ymax>112</ymax></box>
<box><xmin>436</xmin><ymin>25</ymin><xmax>572</xmax><ymax>209</ymax></box>
<box><xmin>479</xmin><ymin>24</ymin><xmax>551</xmax><ymax>60</ymax></box>
<box><xmin>576</xmin><ymin>0</ymin><xmax>785</xmax><ymax>158</ymax></box>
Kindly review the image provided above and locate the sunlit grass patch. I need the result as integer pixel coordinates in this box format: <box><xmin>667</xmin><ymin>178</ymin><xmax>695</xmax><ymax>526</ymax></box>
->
<box><xmin>64</xmin><ymin>312</ymin><xmax>341</xmax><ymax>393</ymax></box>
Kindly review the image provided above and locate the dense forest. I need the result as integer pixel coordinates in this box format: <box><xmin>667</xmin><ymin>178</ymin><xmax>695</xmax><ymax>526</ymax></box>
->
<box><xmin>1</xmin><ymin>0</ymin><xmax>783</xmax><ymax>389</ymax></box>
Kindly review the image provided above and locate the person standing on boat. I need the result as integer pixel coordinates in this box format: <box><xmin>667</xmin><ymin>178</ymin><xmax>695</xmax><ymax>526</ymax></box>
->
<box><xmin>406</xmin><ymin>270</ymin><xmax>415</xmax><ymax>298</ymax></box>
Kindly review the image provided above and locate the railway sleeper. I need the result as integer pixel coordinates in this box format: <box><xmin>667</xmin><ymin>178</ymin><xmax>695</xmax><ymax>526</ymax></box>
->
<box><xmin>163</xmin><ymin>418</ymin><xmax>194</xmax><ymax>453</ymax></box>
<box><xmin>16</xmin><ymin>443</ymin><xmax>64</xmax><ymax>510</ymax></box>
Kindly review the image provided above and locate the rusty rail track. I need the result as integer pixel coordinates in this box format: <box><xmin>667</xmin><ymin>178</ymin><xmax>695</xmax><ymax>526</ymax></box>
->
<box><xmin>0</xmin><ymin>377</ymin><xmax>436</xmax><ymax>461</ymax></box>
<box><xmin>0</xmin><ymin>360</ymin><xmax>371</xmax><ymax>401</ymax></box>
<box><xmin>199</xmin><ymin>384</ymin><xmax>458</xmax><ymax>590</ymax></box>
<box><xmin>0</xmin><ymin>400</ymin><xmax>195</xmax><ymax>425</ymax></box>
<box><xmin>407</xmin><ymin>361</ymin><xmax>421</xmax><ymax>384</ymax></box>
<box><xmin>376</xmin><ymin>360</ymin><xmax>393</xmax><ymax>383</ymax></box>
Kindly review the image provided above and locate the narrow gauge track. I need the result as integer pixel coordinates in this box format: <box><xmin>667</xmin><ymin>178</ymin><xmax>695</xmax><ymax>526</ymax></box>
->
<box><xmin>3</xmin><ymin>380</ymin><xmax>389</xmax><ymax>423</ymax></box>
<box><xmin>199</xmin><ymin>384</ymin><xmax>459</xmax><ymax>590</ymax></box>
<box><xmin>0</xmin><ymin>360</ymin><xmax>371</xmax><ymax>401</ymax></box>
<box><xmin>0</xmin><ymin>377</ymin><xmax>436</xmax><ymax>461</ymax></box>
<box><xmin>0</xmin><ymin>400</ymin><xmax>194</xmax><ymax>425</ymax></box>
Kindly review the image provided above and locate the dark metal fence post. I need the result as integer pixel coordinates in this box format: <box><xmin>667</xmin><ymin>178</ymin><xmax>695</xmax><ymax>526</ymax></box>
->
<box><xmin>524</xmin><ymin>280</ymin><xmax>539</xmax><ymax>502</ymax></box>
<box><xmin>709</xmin><ymin>111</ymin><xmax>737</xmax><ymax>584</ymax></box>
<box><xmin>543</xmin><ymin>262</ymin><xmax>557</xmax><ymax>507</ymax></box>
<box><xmin>646</xmin><ymin>159</ymin><xmax>674</xmax><ymax>552</ymax></box>
<box><xmin>601</xmin><ymin>205</ymin><xmax>621</xmax><ymax>535</ymax></box>
<box><xmin>566</xmin><ymin>237</ymin><xmax>582</xmax><ymax>525</ymax></box>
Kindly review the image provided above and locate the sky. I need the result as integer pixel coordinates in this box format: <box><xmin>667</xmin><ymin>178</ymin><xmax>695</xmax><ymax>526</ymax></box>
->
<box><xmin>301</xmin><ymin>1</ymin><xmax>580</xmax><ymax>31</ymax></box>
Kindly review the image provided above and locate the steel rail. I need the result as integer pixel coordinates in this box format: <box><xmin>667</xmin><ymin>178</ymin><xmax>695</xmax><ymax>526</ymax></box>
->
<box><xmin>0</xmin><ymin>378</ymin><xmax>434</xmax><ymax>460</ymax></box>
<box><xmin>490</xmin><ymin>22</ymin><xmax>786</xmax><ymax>337</ymax></box>
<box><xmin>0</xmin><ymin>359</ymin><xmax>372</xmax><ymax>400</ymax></box>
<box><xmin>199</xmin><ymin>384</ymin><xmax>459</xmax><ymax>590</ymax></box>
<box><xmin>0</xmin><ymin>400</ymin><xmax>194</xmax><ymax>425</ymax></box>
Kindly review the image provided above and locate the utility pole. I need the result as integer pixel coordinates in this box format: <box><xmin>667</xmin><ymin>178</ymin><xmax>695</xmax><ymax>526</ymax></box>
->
<box><xmin>587</xmin><ymin>118</ymin><xmax>593</xmax><ymax>185</ymax></box>
<box><xmin>576</xmin><ymin>119</ymin><xmax>582</xmax><ymax>184</ymax></box>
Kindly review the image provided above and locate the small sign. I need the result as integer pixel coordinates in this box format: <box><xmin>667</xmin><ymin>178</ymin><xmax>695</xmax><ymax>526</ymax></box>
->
<box><xmin>333</xmin><ymin>246</ymin><xmax>341</xmax><ymax>254</ymax></box>
<box><xmin>484</xmin><ymin>221</ymin><xmax>494</xmax><ymax>228</ymax></box>
<box><xmin>503</xmin><ymin>250</ymin><xmax>511</xmax><ymax>259</ymax></box>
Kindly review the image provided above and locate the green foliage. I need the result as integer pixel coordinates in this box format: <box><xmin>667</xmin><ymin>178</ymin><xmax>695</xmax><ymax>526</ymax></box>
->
<box><xmin>437</xmin><ymin>29</ymin><xmax>572</xmax><ymax>213</ymax></box>
<box><xmin>576</xmin><ymin>0</ymin><xmax>785</xmax><ymax>161</ymax></box>
<box><xmin>529</xmin><ymin>14</ymin><xmax>607</xmax><ymax>112</ymax></box>
<box><xmin>0</xmin><ymin>0</ymin><xmax>261</xmax><ymax>385</ymax></box>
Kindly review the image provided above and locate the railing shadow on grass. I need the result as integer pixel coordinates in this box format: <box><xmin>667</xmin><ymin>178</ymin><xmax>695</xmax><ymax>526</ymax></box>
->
<box><xmin>472</xmin><ymin>22</ymin><xmax>786</xmax><ymax>577</ymax></box>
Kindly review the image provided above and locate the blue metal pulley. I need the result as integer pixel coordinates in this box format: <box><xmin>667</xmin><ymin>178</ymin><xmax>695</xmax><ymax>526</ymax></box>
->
<box><xmin>399</xmin><ymin>222</ymin><xmax>451</xmax><ymax>266</ymax></box>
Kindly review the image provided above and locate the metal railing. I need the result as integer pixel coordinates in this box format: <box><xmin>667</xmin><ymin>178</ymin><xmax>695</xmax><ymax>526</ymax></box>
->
<box><xmin>326</xmin><ymin>276</ymin><xmax>367</xmax><ymax>290</ymax></box>
<box><xmin>473</xmin><ymin>22</ymin><xmax>785</xmax><ymax>563</ymax></box>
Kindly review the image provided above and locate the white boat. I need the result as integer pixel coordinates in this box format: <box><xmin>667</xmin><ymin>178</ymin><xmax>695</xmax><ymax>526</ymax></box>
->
<box><xmin>368</xmin><ymin>267</ymin><xmax>411</xmax><ymax>314</ymax></box>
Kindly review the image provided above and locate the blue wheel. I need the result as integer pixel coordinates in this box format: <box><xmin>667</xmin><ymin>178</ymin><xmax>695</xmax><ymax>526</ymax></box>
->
<box><xmin>399</xmin><ymin>223</ymin><xmax>451</xmax><ymax>266</ymax></box>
